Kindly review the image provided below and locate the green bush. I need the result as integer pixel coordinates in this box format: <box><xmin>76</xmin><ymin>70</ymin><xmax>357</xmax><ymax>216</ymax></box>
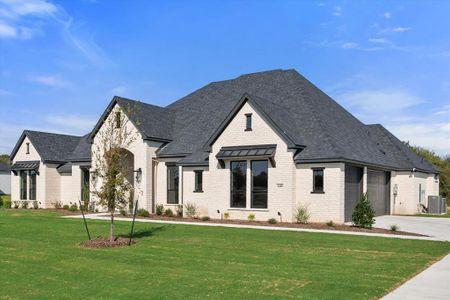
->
<box><xmin>164</xmin><ymin>208</ymin><xmax>174</xmax><ymax>217</ymax></box>
<box><xmin>267</xmin><ymin>218</ymin><xmax>277</xmax><ymax>224</ymax></box>
<box><xmin>176</xmin><ymin>205</ymin><xmax>183</xmax><ymax>217</ymax></box>
<box><xmin>201</xmin><ymin>216</ymin><xmax>210</xmax><ymax>221</ymax></box>
<box><xmin>68</xmin><ymin>204</ymin><xmax>78</xmax><ymax>212</ymax></box>
<box><xmin>137</xmin><ymin>208</ymin><xmax>150</xmax><ymax>217</ymax></box>
<box><xmin>63</xmin><ymin>204</ymin><xmax>70</xmax><ymax>210</ymax></box>
<box><xmin>184</xmin><ymin>202</ymin><xmax>197</xmax><ymax>218</ymax></box>
<box><xmin>352</xmin><ymin>192</ymin><xmax>375</xmax><ymax>228</ymax></box>
<box><xmin>326</xmin><ymin>220</ymin><xmax>334</xmax><ymax>227</ymax></box>
<box><xmin>33</xmin><ymin>201</ymin><xmax>39</xmax><ymax>209</ymax></box>
<box><xmin>0</xmin><ymin>197</ymin><xmax>3</xmax><ymax>207</ymax></box>
<box><xmin>53</xmin><ymin>201</ymin><xmax>62</xmax><ymax>209</ymax></box>
<box><xmin>247</xmin><ymin>214</ymin><xmax>255</xmax><ymax>221</ymax></box>
<box><xmin>390</xmin><ymin>224</ymin><xmax>399</xmax><ymax>232</ymax></box>
<box><xmin>13</xmin><ymin>201</ymin><xmax>19</xmax><ymax>209</ymax></box>
<box><xmin>294</xmin><ymin>204</ymin><xmax>310</xmax><ymax>224</ymax></box>
<box><xmin>1</xmin><ymin>197</ymin><xmax>11</xmax><ymax>208</ymax></box>
<box><xmin>155</xmin><ymin>204</ymin><xmax>164</xmax><ymax>216</ymax></box>
<box><xmin>224</xmin><ymin>212</ymin><xmax>230</xmax><ymax>220</ymax></box>
<box><xmin>22</xmin><ymin>201</ymin><xmax>29</xmax><ymax>209</ymax></box>
<box><xmin>120</xmin><ymin>209</ymin><xmax>127</xmax><ymax>216</ymax></box>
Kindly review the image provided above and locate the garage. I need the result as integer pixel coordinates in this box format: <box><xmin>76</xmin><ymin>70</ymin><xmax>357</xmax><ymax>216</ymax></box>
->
<box><xmin>367</xmin><ymin>169</ymin><xmax>391</xmax><ymax>216</ymax></box>
<box><xmin>344</xmin><ymin>165</ymin><xmax>363</xmax><ymax>222</ymax></box>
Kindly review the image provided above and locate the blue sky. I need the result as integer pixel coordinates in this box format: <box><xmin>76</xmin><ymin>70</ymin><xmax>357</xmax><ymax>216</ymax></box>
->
<box><xmin>1</xmin><ymin>0</ymin><xmax>449</xmax><ymax>156</ymax></box>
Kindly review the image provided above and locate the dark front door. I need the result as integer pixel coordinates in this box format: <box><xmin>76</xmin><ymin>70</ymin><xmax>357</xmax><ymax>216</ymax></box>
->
<box><xmin>345</xmin><ymin>165</ymin><xmax>363</xmax><ymax>222</ymax></box>
<box><xmin>367</xmin><ymin>170</ymin><xmax>391</xmax><ymax>216</ymax></box>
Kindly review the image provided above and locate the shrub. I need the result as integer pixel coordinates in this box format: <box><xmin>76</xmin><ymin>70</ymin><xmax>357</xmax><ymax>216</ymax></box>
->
<box><xmin>0</xmin><ymin>197</ymin><xmax>3</xmax><ymax>208</ymax></box>
<box><xmin>201</xmin><ymin>216</ymin><xmax>210</xmax><ymax>221</ymax></box>
<box><xmin>247</xmin><ymin>214</ymin><xmax>255</xmax><ymax>221</ymax></box>
<box><xmin>21</xmin><ymin>201</ymin><xmax>29</xmax><ymax>209</ymax></box>
<box><xmin>224</xmin><ymin>212</ymin><xmax>230</xmax><ymax>220</ymax></box>
<box><xmin>390</xmin><ymin>224</ymin><xmax>399</xmax><ymax>232</ymax></box>
<box><xmin>268</xmin><ymin>218</ymin><xmax>277</xmax><ymax>224</ymax></box>
<box><xmin>53</xmin><ymin>201</ymin><xmax>62</xmax><ymax>209</ymax></box>
<box><xmin>184</xmin><ymin>202</ymin><xmax>197</xmax><ymax>218</ymax></box>
<box><xmin>119</xmin><ymin>209</ymin><xmax>127</xmax><ymax>216</ymax></box>
<box><xmin>155</xmin><ymin>204</ymin><xmax>164</xmax><ymax>216</ymax></box>
<box><xmin>13</xmin><ymin>201</ymin><xmax>19</xmax><ymax>209</ymax></box>
<box><xmin>164</xmin><ymin>208</ymin><xmax>174</xmax><ymax>217</ymax></box>
<box><xmin>352</xmin><ymin>192</ymin><xmax>375</xmax><ymax>229</ymax></box>
<box><xmin>63</xmin><ymin>204</ymin><xmax>70</xmax><ymax>210</ymax></box>
<box><xmin>68</xmin><ymin>204</ymin><xmax>78</xmax><ymax>212</ymax></box>
<box><xmin>2</xmin><ymin>197</ymin><xmax>11</xmax><ymax>208</ymax></box>
<box><xmin>137</xmin><ymin>208</ymin><xmax>150</xmax><ymax>217</ymax></box>
<box><xmin>294</xmin><ymin>204</ymin><xmax>310</xmax><ymax>224</ymax></box>
<box><xmin>326</xmin><ymin>220</ymin><xmax>334</xmax><ymax>227</ymax></box>
<box><xmin>33</xmin><ymin>201</ymin><xmax>39</xmax><ymax>209</ymax></box>
<box><xmin>176</xmin><ymin>204</ymin><xmax>183</xmax><ymax>217</ymax></box>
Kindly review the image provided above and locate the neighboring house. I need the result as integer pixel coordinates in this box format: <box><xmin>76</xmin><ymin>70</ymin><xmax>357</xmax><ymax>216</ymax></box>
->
<box><xmin>0</xmin><ymin>162</ymin><xmax>11</xmax><ymax>195</ymax></box>
<box><xmin>9</xmin><ymin>69</ymin><xmax>439</xmax><ymax>221</ymax></box>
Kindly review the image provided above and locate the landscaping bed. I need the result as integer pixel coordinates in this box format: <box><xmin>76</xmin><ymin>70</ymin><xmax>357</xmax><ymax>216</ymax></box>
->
<box><xmin>80</xmin><ymin>237</ymin><xmax>136</xmax><ymax>248</ymax></box>
<box><xmin>115</xmin><ymin>214</ymin><xmax>425</xmax><ymax>237</ymax></box>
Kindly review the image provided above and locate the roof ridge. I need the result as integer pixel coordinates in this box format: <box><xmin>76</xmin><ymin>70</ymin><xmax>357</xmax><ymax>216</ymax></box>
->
<box><xmin>114</xmin><ymin>95</ymin><xmax>166</xmax><ymax>110</ymax></box>
<box><xmin>24</xmin><ymin>130</ymin><xmax>82</xmax><ymax>138</ymax></box>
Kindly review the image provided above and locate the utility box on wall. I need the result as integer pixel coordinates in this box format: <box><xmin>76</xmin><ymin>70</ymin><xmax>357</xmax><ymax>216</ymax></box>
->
<box><xmin>428</xmin><ymin>196</ymin><xmax>448</xmax><ymax>214</ymax></box>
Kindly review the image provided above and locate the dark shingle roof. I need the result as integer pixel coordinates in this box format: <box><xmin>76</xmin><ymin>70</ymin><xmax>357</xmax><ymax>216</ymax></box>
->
<box><xmin>0</xmin><ymin>161</ymin><xmax>9</xmax><ymax>173</ymax></box>
<box><xmin>10</xmin><ymin>130</ymin><xmax>82</xmax><ymax>163</ymax></box>
<box><xmin>67</xmin><ymin>134</ymin><xmax>92</xmax><ymax>162</ymax></box>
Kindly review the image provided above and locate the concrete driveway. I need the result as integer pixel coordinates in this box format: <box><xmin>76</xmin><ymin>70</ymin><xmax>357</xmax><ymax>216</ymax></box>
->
<box><xmin>375</xmin><ymin>215</ymin><xmax>450</xmax><ymax>241</ymax></box>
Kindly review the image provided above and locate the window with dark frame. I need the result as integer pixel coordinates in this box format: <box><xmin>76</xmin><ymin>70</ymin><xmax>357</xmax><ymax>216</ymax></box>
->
<box><xmin>245</xmin><ymin>113</ymin><xmax>252</xmax><ymax>131</ymax></box>
<box><xmin>115</xmin><ymin>112</ymin><xmax>121</xmax><ymax>128</ymax></box>
<box><xmin>26</xmin><ymin>142</ymin><xmax>30</xmax><ymax>154</ymax></box>
<box><xmin>230</xmin><ymin>161</ymin><xmax>246</xmax><ymax>208</ymax></box>
<box><xmin>167</xmin><ymin>165</ymin><xmax>179</xmax><ymax>204</ymax></box>
<box><xmin>194</xmin><ymin>170</ymin><xmax>203</xmax><ymax>192</ymax></box>
<box><xmin>29</xmin><ymin>170</ymin><xmax>36</xmax><ymax>200</ymax></box>
<box><xmin>251</xmin><ymin>160</ymin><xmax>268</xmax><ymax>209</ymax></box>
<box><xmin>20</xmin><ymin>170</ymin><xmax>27</xmax><ymax>200</ymax></box>
<box><xmin>81</xmin><ymin>168</ymin><xmax>90</xmax><ymax>202</ymax></box>
<box><xmin>312</xmin><ymin>168</ymin><xmax>324</xmax><ymax>193</ymax></box>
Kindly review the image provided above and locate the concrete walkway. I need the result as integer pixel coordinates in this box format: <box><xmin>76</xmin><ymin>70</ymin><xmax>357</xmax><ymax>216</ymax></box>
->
<box><xmin>64</xmin><ymin>214</ymin><xmax>440</xmax><ymax>241</ymax></box>
<box><xmin>382</xmin><ymin>254</ymin><xmax>450</xmax><ymax>300</ymax></box>
<box><xmin>375</xmin><ymin>215</ymin><xmax>450</xmax><ymax>242</ymax></box>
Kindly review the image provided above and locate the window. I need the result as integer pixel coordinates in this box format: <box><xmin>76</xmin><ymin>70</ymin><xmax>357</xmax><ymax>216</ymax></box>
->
<box><xmin>81</xmin><ymin>168</ymin><xmax>90</xmax><ymax>202</ymax></box>
<box><xmin>29</xmin><ymin>170</ymin><xmax>36</xmax><ymax>200</ymax></box>
<box><xmin>26</xmin><ymin>142</ymin><xmax>30</xmax><ymax>154</ymax></box>
<box><xmin>115</xmin><ymin>112</ymin><xmax>121</xmax><ymax>128</ymax></box>
<box><xmin>245</xmin><ymin>113</ymin><xmax>252</xmax><ymax>131</ymax></box>
<box><xmin>20</xmin><ymin>171</ymin><xmax>27</xmax><ymax>200</ymax></box>
<box><xmin>167</xmin><ymin>165</ymin><xmax>179</xmax><ymax>204</ymax></box>
<box><xmin>231</xmin><ymin>161</ymin><xmax>247</xmax><ymax>208</ymax></box>
<box><xmin>194</xmin><ymin>170</ymin><xmax>203</xmax><ymax>192</ymax></box>
<box><xmin>251</xmin><ymin>160</ymin><xmax>268</xmax><ymax>208</ymax></box>
<box><xmin>312</xmin><ymin>168</ymin><xmax>324</xmax><ymax>193</ymax></box>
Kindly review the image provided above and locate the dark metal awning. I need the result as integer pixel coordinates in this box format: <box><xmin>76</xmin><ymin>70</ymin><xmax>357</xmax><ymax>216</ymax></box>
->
<box><xmin>10</xmin><ymin>161</ymin><xmax>40</xmax><ymax>175</ymax></box>
<box><xmin>216</xmin><ymin>144</ymin><xmax>276</xmax><ymax>167</ymax></box>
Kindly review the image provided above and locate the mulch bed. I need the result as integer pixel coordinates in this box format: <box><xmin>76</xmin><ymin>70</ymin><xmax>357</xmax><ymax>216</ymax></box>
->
<box><xmin>115</xmin><ymin>214</ymin><xmax>426</xmax><ymax>237</ymax></box>
<box><xmin>80</xmin><ymin>237</ymin><xmax>136</xmax><ymax>248</ymax></box>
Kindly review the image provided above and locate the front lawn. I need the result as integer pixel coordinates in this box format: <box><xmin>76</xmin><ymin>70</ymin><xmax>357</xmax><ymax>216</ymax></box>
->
<box><xmin>414</xmin><ymin>211</ymin><xmax>450</xmax><ymax>218</ymax></box>
<box><xmin>1</xmin><ymin>210</ymin><xmax>449</xmax><ymax>299</ymax></box>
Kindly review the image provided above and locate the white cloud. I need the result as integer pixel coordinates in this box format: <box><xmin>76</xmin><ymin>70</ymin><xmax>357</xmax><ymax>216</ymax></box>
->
<box><xmin>368</xmin><ymin>38</ymin><xmax>391</xmax><ymax>44</ymax></box>
<box><xmin>383</xmin><ymin>12</ymin><xmax>391</xmax><ymax>19</ymax></box>
<box><xmin>0</xmin><ymin>21</ymin><xmax>15</xmax><ymax>37</ymax></box>
<box><xmin>392</xmin><ymin>27</ymin><xmax>411</xmax><ymax>32</ymax></box>
<box><xmin>341</xmin><ymin>42</ymin><xmax>358</xmax><ymax>49</ymax></box>
<box><xmin>332</xmin><ymin>6</ymin><xmax>342</xmax><ymax>16</ymax></box>
<box><xmin>0</xmin><ymin>88</ymin><xmax>14</xmax><ymax>96</ymax></box>
<box><xmin>0</xmin><ymin>0</ymin><xmax>57</xmax><ymax>18</ymax></box>
<box><xmin>29</xmin><ymin>74</ymin><xmax>70</xmax><ymax>87</ymax></box>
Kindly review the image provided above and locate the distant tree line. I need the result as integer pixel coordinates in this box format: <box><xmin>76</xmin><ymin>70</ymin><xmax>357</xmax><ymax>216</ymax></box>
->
<box><xmin>405</xmin><ymin>142</ymin><xmax>450</xmax><ymax>199</ymax></box>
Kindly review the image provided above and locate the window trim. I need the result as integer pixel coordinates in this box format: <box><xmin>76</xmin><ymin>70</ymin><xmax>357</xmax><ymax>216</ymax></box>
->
<box><xmin>251</xmin><ymin>160</ymin><xmax>268</xmax><ymax>209</ymax></box>
<box><xmin>29</xmin><ymin>170</ymin><xmax>36</xmax><ymax>200</ymax></box>
<box><xmin>311</xmin><ymin>167</ymin><xmax>325</xmax><ymax>194</ymax></box>
<box><xmin>230</xmin><ymin>160</ymin><xmax>247</xmax><ymax>208</ymax></box>
<box><xmin>167</xmin><ymin>165</ymin><xmax>179</xmax><ymax>204</ymax></box>
<box><xmin>193</xmin><ymin>170</ymin><xmax>203</xmax><ymax>193</ymax></box>
<box><xmin>245</xmin><ymin>113</ymin><xmax>252</xmax><ymax>131</ymax></box>
<box><xmin>20</xmin><ymin>170</ymin><xmax>27</xmax><ymax>200</ymax></box>
<box><xmin>26</xmin><ymin>142</ymin><xmax>30</xmax><ymax>154</ymax></box>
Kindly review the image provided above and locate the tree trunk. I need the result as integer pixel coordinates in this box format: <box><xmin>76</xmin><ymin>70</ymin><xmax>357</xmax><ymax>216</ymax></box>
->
<box><xmin>110</xmin><ymin>211</ymin><xmax>115</xmax><ymax>242</ymax></box>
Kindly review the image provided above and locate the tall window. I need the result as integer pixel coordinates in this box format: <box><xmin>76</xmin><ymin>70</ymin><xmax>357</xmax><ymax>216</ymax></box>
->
<box><xmin>81</xmin><ymin>168</ymin><xmax>90</xmax><ymax>202</ymax></box>
<box><xmin>115</xmin><ymin>112</ymin><xmax>121</xmax><ymax>128</ymax></box>
<box><xmin>251</xmin><ymin>160</ymin><xmax>268</xmax><ymax>208</ymax></box>
<box><xmin>167</xmin><ymin>165</ymin><xmax>179</xmax><ymax>204</ymax></box>
<box><xmin>20</xmin><ymin>171</ymin><xmax>27</xmax><ymax>200</ymax></box>
<box><xmin>26</xmin><ymin>142</ymin><xmax>30</xmax><ymax>154</ymax></box>
<box><xmin>231</xmin><ymin>161</ymin><xmax>247</xmax><ymax>208</ymax></box>
<box><xmin>29</xmin><ymin>170</ymin><xmax>36</xmax><ymax>200</ymax></box>
<box><xmin>245</xmin><ymin>113</ymin><xmax>252</xmax><ymax>131</ymax></box>
<box><xmin>312</xmin><ymin>168</ymin><xmax>324</xmax><ymax>193</ymax></box>
<box><xmin>194</xmin><ymin>170</ymin><xmax>203</xmax><ymax>192</ymax></box>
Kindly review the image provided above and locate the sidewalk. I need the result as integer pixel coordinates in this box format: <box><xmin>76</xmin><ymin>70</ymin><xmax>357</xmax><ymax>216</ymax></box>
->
<box><xmin>382</xmin><ymin>254</ymin><xmax>450</xmax><ymax>300</ymax></box>
<box><xmin>64</xmin><ymin>214</ymin><xmax>441</xmax><ymax>241</ymax></box>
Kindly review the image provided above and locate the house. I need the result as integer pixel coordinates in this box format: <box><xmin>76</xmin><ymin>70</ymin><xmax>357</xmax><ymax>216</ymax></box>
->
<box><xmin>9</xmin><ymin>69</ymin><xmax>440</xmax><ymax>222</ymax></box>
<box><xmin>0</xmin><ymin>162</ymin><xmax>11</xmax><ymax>195</ymax></box>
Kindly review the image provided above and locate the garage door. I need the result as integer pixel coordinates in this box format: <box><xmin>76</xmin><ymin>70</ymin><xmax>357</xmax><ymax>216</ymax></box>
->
<box><xmin>345</xmin><ymin>166</ymin><xmax>363</xmax><ymax>222</ymax></box>
<box><xmin>367</xmin><ymin>170</ymin><xmax>391</xmax><ymax>216</ymax></box>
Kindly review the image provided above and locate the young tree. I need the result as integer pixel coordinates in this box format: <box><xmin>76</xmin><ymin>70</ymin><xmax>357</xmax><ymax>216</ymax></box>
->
<box><xmin>92</xmin><ymin>106</ymin><xmax>138</xmax><ymax>242</ymax></box>
<box><xmin>352</xmin><ymin>192</ymin><xmax>375</xmax><ymax>228</ymax></box>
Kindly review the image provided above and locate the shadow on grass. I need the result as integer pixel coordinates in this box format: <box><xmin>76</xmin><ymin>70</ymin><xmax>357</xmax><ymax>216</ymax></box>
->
<box><xmin>119</xmin><ymin>225</ymin><xmax>170</xmax><ymax>239</ymax></box>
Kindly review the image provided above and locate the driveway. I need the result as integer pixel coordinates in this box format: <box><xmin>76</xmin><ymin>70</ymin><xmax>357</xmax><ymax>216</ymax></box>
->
<box><xmin>375</xmin><ymin>215</ymin><xmax>450</xmax><ymax>241</ymax></box>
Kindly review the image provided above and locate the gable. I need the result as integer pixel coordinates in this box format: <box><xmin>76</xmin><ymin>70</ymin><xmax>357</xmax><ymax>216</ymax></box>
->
<box><xmin>10</xmin><ymin>135</ymin><xmax>41</xmax><ymax>162</ymax></box>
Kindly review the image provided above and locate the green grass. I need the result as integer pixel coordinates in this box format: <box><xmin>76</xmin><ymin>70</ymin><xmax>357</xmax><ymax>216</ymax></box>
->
<box><xmin>414</xmin><ymin>211</ymin><xmax>450</xmax><ymax>218</ymax></box>
<box><xmin>1</xmin><ymin>210</ymin><xmax>449</xmax><ymax>299</ymax></box>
